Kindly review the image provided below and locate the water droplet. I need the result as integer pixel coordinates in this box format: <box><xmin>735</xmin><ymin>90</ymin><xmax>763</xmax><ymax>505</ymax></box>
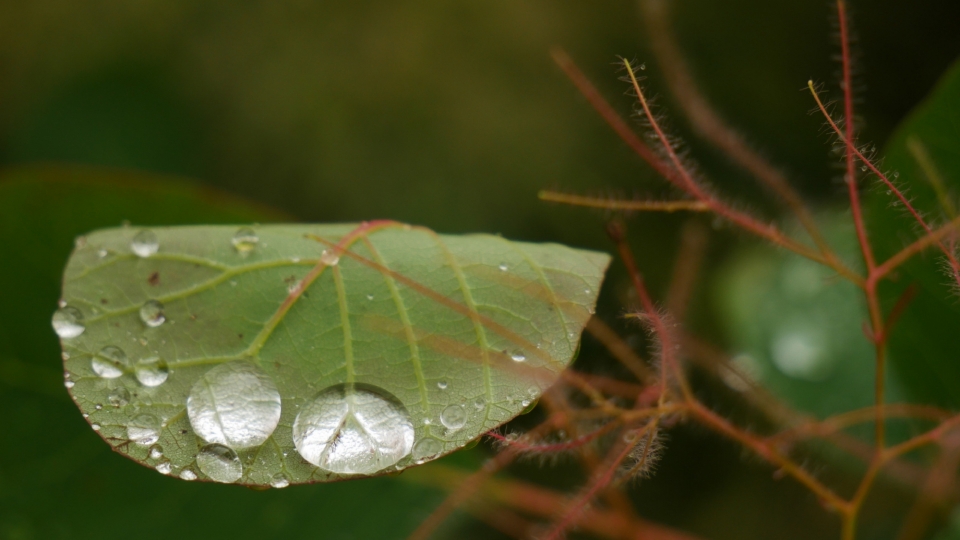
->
<box><xmin>320</xmin><ymin>249</ymin><xmax>340</xmax><ymax>266</ymax></box>
<box><xmin>74</xmin><ymin>236</ymin><xmax>87</xmax><ymax>249</ymax></box>
<box><xmin>270</xmin><ymin>474</ymin><xmax>290</xmax><ymax>489</ymax></box>
<box><xmin>473</xmin><ymin>397</ymin><xmax>485</xmax><ymax>410</ymax></box>
<box><xmin>366</xmin><ymin>294</ymin><xmax>374</xmax><ymax>301</ymax></box>
<box><xmin>149</xmin><ymin>445</ymin><xmax>164</xmax><ymax>460</ymax></box>
<box><xmin>412</xmin><ymin>438</ymin><xmax>442</xmax><ymax>464</ymax></box>
<box><xmin>509</xmin><ymin>351</ymin><xmax>526</xmax><ymax>363</ymax></box>
<box><xmin>97</xmin><ymin>249</ymin><xmax>109</xmax><ymax>259</ymax></box>
<box><xmin>639</xmin><ymin>63</ymin><xmax>647</xmax><ymax>70</ymax></box>
<box><xmin>498</xmin><ymin>263</ymin><xmax>508</xmax><ymax>272</ymax></box>
<box><xmin>94</xmin><ymin>403</ymin><xmax>103</xmax><ymax>410</ymax></box>
<box><xmin>179</xmin><ymin>469</ymin><xmax>198</xmax><ymax>481</ymax></box>
<box><xmin>127</xmin><ymin>413</ymin><xmax>160</xmax><ymax>446</ymax></box>
<box><xmin>527</xmin><ymin>386</ymin><xmax>538</xmax><ymax>397</ymax></box>
<box><xmin>437</xmin><ymin>380</ymin><xmax>448</xmax><ymax>390</ymax></box>
<box><xmin>232</xmin><ymin>228</ymin><xmax>259</xmax><ymax>254</ymax></box>
<box><xmin>92</xmin><ymin>346</ymin><xmax>128</xmax><ymax>379</ymax></box>
<box><xmin>439</xmin><ymin>405</ymin><xmax>466</xmax><ymax>431</ymax></box>
<box><xmin>131</xmin><ymin>230</ymin><xmax>159</xmax><ymax>258</ymax></box>
<box><xmin>52</xmin><ymin>306</ymin><xmax>85</xmax><ymax>338</ymax></box>
<box><xmin>64</xmin><ymin>380</ymin><xmax>75</xmax><ymax>389</ymax></box>
<box><xmin>893</xmin><ymin>171</ymin><xmax>900</xmax><ymax>179</ymax></box>
<box><xmin>623</xmin><ymin>430</ymin><xmax>638</xmax><ymax>443</ymax></box>
<box><xmin>292</xmin><ymin>385</ymin><xmax>414</xmax><ymax>475</ymax></box>
<box><xmin>287</xmin><ymin>282</ymin><xmax>301</xmax><ymax>294</ymax></box>
<box><xmin>861</xmin><ymin>165</ymin><xmax>868</xmax><ymax>172</ymax></box>
<box><xmin>197</xmin><ymin>444</ymin><xmax>243</xmax><ymax>483</ymax></box>
<box><xmin>422</xmin><ymin>418</ymin><xmax>432</xmax><ymax>426</ymax></box>
<box><xmin>139</xmin><ymin>300</ymin><xmax>165</xmax><ymax>327</ymax></box>
<box><xmin>156</xmin><ymin>461</ymin><xmax>173</xmax><ymax>475</ymax></box>
<box><xmin>187</xmin><ymin>361</ymin><xmax>282</xmax><ymax>449</ymax></box>
<box><xmin>91</xmin><ymin>423</ymin><xmax>101</xmax><ymax>431</ymax></box>
<box><xmin>135</xmin><ymin>357</ymin><xmax>169</xmax><ymax>387</ymax></box>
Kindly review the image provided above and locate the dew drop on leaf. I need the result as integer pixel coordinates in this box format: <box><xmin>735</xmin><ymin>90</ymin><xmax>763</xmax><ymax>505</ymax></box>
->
<box><xmin>473</xmin><ymin>397</ymin><xmax>486</xmax><ymax>410</ymax></box>
<box><xmin>149</xmin><ymin>445</ymin><xmax>164</xmax><ymax>460</ymax></box>
<box><xmin>439</xmin><ymin>405</ymin><xmax>466</xmax><ymax>431</ymax></box>
<box><xmin>156</xmin><ymin>461</ymin><xmax>172</xmax><ymax>475</ymax></box>
<box><xmin>412</xmin><ymin>438</ymin><xmax>442</xmax><ymax>464</ymax></box>
<box><xmin>91</xmin><ymin>423</ymin><xmax>101</xmax><ymax>431</ymax></box>
<box><xmin>187</xmin><ymin>361</ymin><xmax>282</xmax><ymax>449</ymax></box>
<box><xmin>498</xmin><ymin>263</ymin><xmax>508</xmax><ymax>272</ymax></box>
<box><xmin>292</xmin><ymin>385</ymin><xmax>414</xmax><ymax>475</ymax></box>
<box><xmin>509</xmin><ymin>351</ymin><xmax>526</xmax><ymax>363</ymax></box>
<box><xmin>270</xmin><ymin>474</ymin><xmax>290</xmax><ymax>489</ymax></box>
<box><xmin>135</xmin><ymin>357</ymin><xmax>169</xmax><ymax>387</ymax></box>
<box><xmin>179</xmin><ymin>469</ymin><xmax>197</xmax><ymax>481</ymax></box>
<box><xmin>231</xmin><ymin>227</ymin><xmax>259</xmax><ymax>254</ymax></box>
<box><xmin>92</xmin><ymin>346</ymin><xmax>128</xmax><ymax>379</ymax></box>
<box><xmin>197</xmin><ymin>443</ymin><xmax>242</xmax><ymax>483</ymax></box>
<box><xmin>319</xmin><ymin>249</ymin><xmax>340</xmax><ymax>266</ymax></box>
<box><xmin>127</xmin><ymin>413</ymin><xmax>160</xmax><ymax>446</ymax></box>
<box><xmin>131</xmin><ymin>230</ymin><xmax>159</xmax><ymax>258</ymax></box>
<box><xmin>139</xmin><ymin>300</ymin><xmax>165</xmax><ymax>327</ymax></box>
<box><xmin>437</xmin><ymin>380</ymin><xmax>447</xmax><ymax>390</ymax></box>
<box><xmin>52</xmin><ymin>306</ymin><xmax>85</xmax><ymax>338</ymax></box>
<box><xmin>107</xmin><ymin>386</ymin><xmax>131</xmax><ymax>407</ymax></box>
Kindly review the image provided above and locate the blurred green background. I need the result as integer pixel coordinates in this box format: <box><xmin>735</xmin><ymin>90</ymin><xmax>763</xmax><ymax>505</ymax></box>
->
<box><xmin>2</xmin><ymin>0</ymin><xmax>960</xmax><ymax>539</ymax></box>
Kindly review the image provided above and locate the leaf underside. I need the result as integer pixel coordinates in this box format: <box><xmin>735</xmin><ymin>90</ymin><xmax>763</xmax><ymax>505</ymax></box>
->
<box><xmin>58</xmin><ymin>221</ymin><xmax>609</xmax><ymax>485</ymax></box>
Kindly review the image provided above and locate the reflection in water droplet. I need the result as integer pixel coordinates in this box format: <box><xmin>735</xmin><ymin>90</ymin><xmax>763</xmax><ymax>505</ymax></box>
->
<box><xmin>131</xmin><ymin>230</ymin><xmax>159</xmax><ymax>258</ymax></box>
<box><xmin>509</xmin><ymin>351</ymin><xmax>526</xmax><ymax>363</ymax></box>
<box><xmin>270</xmin><ymin>474</ymin><xmax>290</xmax><ymax>489</ymax></box>
<box><xmin>437</xmin><ymin>380</ymin><xmax>447</xmax><ymax>390</ymax></box>
<box><xmin>232</xmin><ymin>228</ymin><xmax>259</xmax><ymax>254</ymax></box>
<box><xmin>412</xmin><ymin>438</ymin><xmax>442</xmax><ymax>464</ymax></box>
<box><xmin>439</xmin><ymin>405</ymin><xmax>466</xmax><ymax>431</ymax></box>
<box><xmin>128</xmin><ymin>413</ymin><xmax>160</xmax><ymax>446</ymax></box>
<box><xmin>156</xmin><ymin>461</ymin><xmax>172</xmax><ymax>475</ymax></box>
<box><xmin>139</xmin><ymin>300</ymin><xmax>165</xmax><ymax>327</ymax></box>
<box><xmin>92</xmin><ymin>346</ymin><xmax>128</xmax><ymax>379</ymax></box>
<box><xmin>135</xmin><ymin>357</ymin><xmax>169</xmax><ymax>387</ymax></box>
<box><xmin>187</xmin><ymin>361</ymin><xmax>282</xmax><ymax>449</ymax></box>
<box><xmin>319</xmin><ymin>249</ymin><xmax>340</xmax><ymax>266</ymax></box>
<box><xmin>108</xmin><ymin>387</ymin><xmax>130</xmax><ymax>407</ymax></box>
<box><xmin>292</xmin><ymin>385</ymin><xmax>414</xmax><ymax>475</ymax></box>
<box><xmin>179</xmin><ymin>469</ymin><xmax>198</xmax><ymax>481</ymax></box>
<box><xmin>197</xmin><ymin>444</ymin><xmax>243</xmax><ymax>483</ymax></box>
<box><xmin>149</xmin><ymin>445</ymin><xmax>164</xmax><ymax>460</ymax></box>
<box><xmin>52</xmin><ymin>306</ymin><xmax>85</xmax><ymax>338</ymax></box>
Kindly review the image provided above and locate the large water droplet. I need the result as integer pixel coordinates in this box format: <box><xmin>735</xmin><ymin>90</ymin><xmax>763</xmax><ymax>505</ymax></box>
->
<box><xmin>135</xmin><ymin>357</ymin><xmax>169</xmax><ymax>387</ymax></box>
<box><xmin>196</xmin><ymin>444</ymin><xmax>242</xmax><ymax>483</ymax></box>
<box><xmin>187</xmin><ymin>361</ymin><xmax>282</xmax><ymax>449</ymax></box>
<box><xmin>92</xmin><ymin>346</ymin><xmax>128</xmax><ymax>378</ymax></box>
<box><xmin>139</xmin><ymin>300</ymin><xmax>165</xmax><ymax>327</ymax></box>
<box><xmin>439</xmin><ymin>405</ymin><xmax>466</xmax><ymax>431</ymax></box>
<box><xmin>412</xmin><ymin>438</ymin><xmax>442</xmax><ymax>464</ymax></box>
<box><xmin>127</xmin><ymin>413</ymin><xmax>160</xmax><ymax>446</ymax></box>
<box><xmin>108</xmin><ymin>386</ymin><xmax>130</xmax><ymax>407</ymax></box>
<box><xmin>232</xmin><ymin>227</ymin><xmax>259</xmax><ymax>254</ymax></box>
<box><xmin>319</xmin><ymin>249</ymin><xmax>340</xmax><ymax>266</ymax></box>
<box><xmin>292</xmin><ymin>385</ymin><xmax>414</xmax><ymax>475</ymax></box>
<box><xmin>52</xmin><ymin>306</ymin><xmax>85</xmax><ymax>338</ymax></box>
<box><xmin>131</xmin><ymin>230</ymin><xmax>159</xmax><ymax>258</ymax></box>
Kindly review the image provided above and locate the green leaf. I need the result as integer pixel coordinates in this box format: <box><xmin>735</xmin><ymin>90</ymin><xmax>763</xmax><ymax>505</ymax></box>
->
<box><xmin>713</xmin><ymin>213</ymin><xmax>908</xmax><ymax>434</ymax></box>
<box><xmin>0</xmin><ymin>165</ymin><xmax>494</xmax><ymax>540</ymax></box>
<box><xmin>58</xmin><ymin>222</ymin><xmax>608</xmax><ymax>484</ymax></box>
<box><xmin>865</xmin><ymin>58</ymin><xmax>960</xmax><ymax>408</ymax></box>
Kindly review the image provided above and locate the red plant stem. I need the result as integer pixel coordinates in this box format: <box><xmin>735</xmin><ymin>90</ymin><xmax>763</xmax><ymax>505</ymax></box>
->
<box><xmin>485</xmin><ymin>422</ymin><xmax>618</xmax><ymax>454</ymax></box>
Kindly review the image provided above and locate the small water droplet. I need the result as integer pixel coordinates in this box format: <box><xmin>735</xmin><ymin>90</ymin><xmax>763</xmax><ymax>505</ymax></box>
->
<box><xmin>187</xmin><ymin>361</ymin><xmax>282</xmax><ymax>449</ymax></box>
<box><xmin>509</xmin><ymin>351</ymin><xmax>526</xmax><ymax>363</ymax></box>
<box><xmin>498</xmin><ymin>263</ymin><xmax>508</xmax><ymax>272</ymax></box>
<box><xmin>97</xmin><ymin>249</ymin><xmax>109</xmax><ymax>258</ymax></box>
<box><xmin>64</xmin><ymin>380</ymin><xmax>75</xmax><ymax>389</ymax></box>
<box><xmin>127</xmin><ymin>413</ymin><xmax>160</xmax><ymax>446</ymax></box>
<box><xmin>292</xmin><ymin>385</ymin><xmax>414</xmax><ymax>475</ymax></box>
<box><xmin>287</xmin><ymin>282</ymin><xmax>301</xmax><ymax>294</ymax></box>
<box><xmin>74</xmin><ymin>236</ymin><xmax>87</xmax><ymax>249</ymax></box>
<box><xmin>156</xmin><ymin>461</ymin><xmax>173</xmax><ymax>475</ymax></box>
<box><xmin>270</xmin><ymin>474</ymin><xmax>290</xmax><ymax>489</ymax></box>
<box><xmin>893</xmin><ymin>171</ymin><xmax>900</xmax><ymax>179</ymax></box>
<box><xmin>422</xmin><ymin>418</ymin><xmax>432</xmax><ymax>426</ymax></box>
<box><xmin>230</xmin><ymin>280</ymin><xmax>238</xmax><ymax>287</ymax></box>
<box><xmin>94</xmin><ymin>403</ymin><xmax>103</xmax><ymax>410</ymax></box>
<box><xmin>320</xmin><ymin>249</ymin><xmax>340</xmax><ymax>266</ymax></box>
<box><xmin>860</xmin><ymin>165</ymin><xmax>868</xmax><ymax>172</ymax></box>
<box><xmin>639</xmin><ymin>63</ymin><xmax>646</xmax><ymax>70</ymax></box>
<box><xmin>139</xmin><ymin>300</ymin><xmax>165</xmax><ymax>327</ymax></box>
<box><xmin>92</xmin><ymin>346</ymin><xmax>128</xmax><ymax>378</ymax></box>
<box><xmin>412</xmin><ymin>438</ymin><xmax>442</xmax><ymax>464</ymax></box>
<box><xmin>131</xmin><ymin>230</ymin><xmax>159</xmax><ymax>258</ymax></box>
<box><xmin>149</xmin><ymin>445</ymin><xmax>164</xmax><ymax>460</ymax></box>
<box><xmin>439</xmin><ymin>405</ymin><xmax>466</xmax><ymax>431</ymax></box>
<box><xmin>197</xmin><ymin>444</ymin><xmax>243</xmax><ymax>483</ymax></box>
<box><xmin>527</xmin><ymin>386</ymin><xmax>538</xmax><ymax>397</ymax></box>
<box><xmin>135</xmin><ymin>357</ymin><xmax>169</xmax><ymax>387</ymax></box>
<box><xmin>366</xmin><ymin>294</ymin><xmax>374</xmax><ymax>301</ymax></box>
<box><xmin>179</xmin><ymin>469</ymin><xmax>198</xmax><ymax>481</ymax></box>
<box><xmin>91</xmin><ymin>423</ymin><xmax>101</xmax><ymax>431</ymax></box>
<box><xmin>473</xmin><ymin>397</ymin><xmax>485</xmax><ymax>410</ymax></box>
<box><xmin>52</xmin><ymin>306</ymin><xmax>85</xmax><ymax>338</ymax></box>
<box><xmin>232</xmin><ymin>227</ymin><xmax>259</xmax><ymax>254</ymax></box>
<box><xmin>437</xmin><ymin>380</ymin><xmax>448</xmax><ymax>390</ymax></box>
